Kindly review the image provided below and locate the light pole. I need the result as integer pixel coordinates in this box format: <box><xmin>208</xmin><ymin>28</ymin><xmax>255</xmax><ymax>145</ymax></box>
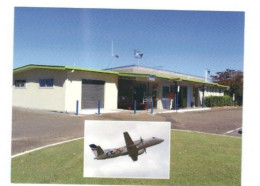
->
<box><xmin>205</xmin><ymin>69</ymin><xmax>210</xmax><ymax>82</ymax></box>
<box><xmin>202</xmin><ymin>85</ymin><xmax>205</xmax><ymax>108</ymax></box>
<box><xmin>174</xmin><ymin>84</ymin><xmax>180</xmax><ymax>111</ymax></box>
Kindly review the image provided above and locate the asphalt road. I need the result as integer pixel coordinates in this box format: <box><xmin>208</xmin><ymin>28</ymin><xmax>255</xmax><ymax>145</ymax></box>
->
<box><xmin>12</xmin><ymin>107</ymin><xmax>242</xmax><ymax>155</ymax></box>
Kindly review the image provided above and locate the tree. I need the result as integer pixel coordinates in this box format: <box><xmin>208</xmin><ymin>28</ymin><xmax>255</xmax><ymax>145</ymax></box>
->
<box><xmin>211</xmin><ymin>69</ymin><xmax>243</xmax><ymax>105</ymax></box>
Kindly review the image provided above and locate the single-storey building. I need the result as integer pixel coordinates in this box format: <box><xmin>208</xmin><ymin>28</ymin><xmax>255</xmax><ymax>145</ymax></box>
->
<box><xmin>13</xmin><ymin>64</ymin><xmax>228</xmax><ymax>112</ymax></box>
<box><xmin>110</xmin><ymin>65</ymin><xmax>228</xmax><ymax>110</ymax></box>
<box><xmin>13</xmin><ymin>64</ymin><xmax>118</xmax><ymax>112</ymax></box>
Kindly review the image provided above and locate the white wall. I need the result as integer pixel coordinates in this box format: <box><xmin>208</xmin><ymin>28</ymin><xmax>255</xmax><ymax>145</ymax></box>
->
<box><xmin>13</xmin><ymin>69</ymin><xmax>66</xmax><ymax>111</ymax></box>
<box><xmin>64</xmin><ymin>70</ymin><xmax>118</xmax><ymax>112</ymax></box>
<box><xmin>104</xmin><ymin>82</ymin><xmax>118</xmax><ymax>110</ymax></box>
<box><xmin>64</xmin><ymin>75</ymin><xmax>82</xmax><ymax>113</ymax></box>
<box><xmin>13</xmin><ymin>69</ymin><xmax>118</xmax><ymax>112</ymax></box>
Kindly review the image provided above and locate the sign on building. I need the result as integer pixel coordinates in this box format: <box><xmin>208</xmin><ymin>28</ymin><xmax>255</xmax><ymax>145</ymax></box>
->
<box><xmin>148</xmin><ymin>75</ymin><xmax>156</xmax><ymax>81</ymax></box>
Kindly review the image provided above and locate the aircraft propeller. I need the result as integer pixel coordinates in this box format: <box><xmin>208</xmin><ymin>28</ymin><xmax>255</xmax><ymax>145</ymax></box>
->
<box><xmin>140</xmin><ymin>136</ymin><xmax>143</xmax><ymax>144</ymax></box>
<box><xmin>140</xmin><ymin>137</ymin><xmax>146</xmax><ymax>153</ymax></box>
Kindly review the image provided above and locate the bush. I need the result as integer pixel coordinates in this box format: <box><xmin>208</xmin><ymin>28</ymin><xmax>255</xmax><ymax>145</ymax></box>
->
<box><xmin>205</xmin><ymin>95</ymin><xmax>232</xmax><ymax>107</ymax></box>
<box><xmin>235</xmin><ymin>95</ymin><xmax>243</xmax><ymax>106</ymax></box>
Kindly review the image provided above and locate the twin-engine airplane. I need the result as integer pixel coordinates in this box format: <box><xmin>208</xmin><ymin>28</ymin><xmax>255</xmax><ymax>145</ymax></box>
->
<box><xmin>89</xmin><ymin>132</ymin><xmax>164</xmax><ymax>161</ymax></box>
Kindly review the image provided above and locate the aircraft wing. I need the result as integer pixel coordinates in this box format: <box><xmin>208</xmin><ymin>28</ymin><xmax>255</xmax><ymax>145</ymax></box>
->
<box><xmin>123</xmin><ymin>132</ymin><xmax>138</xmax><ymax>161</ymax></box>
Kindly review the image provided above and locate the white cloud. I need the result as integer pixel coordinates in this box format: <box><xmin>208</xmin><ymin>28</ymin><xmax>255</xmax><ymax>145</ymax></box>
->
<box><xmin>84</xmin><ymin>121</ymin><xmax>170</xmax><ymax>179</ymax></box>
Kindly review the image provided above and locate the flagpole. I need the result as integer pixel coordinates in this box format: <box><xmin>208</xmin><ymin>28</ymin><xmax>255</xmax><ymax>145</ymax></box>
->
<box><xmin>107</xmin><ymin>40</ymin><xmax>114</xmax><ymax>69</ymax></box>
<box><xmin>112</xmin><ymin>40</ymin><xmax>114</xmax><ymax>57</ymax></box>
<box><xmin>108</xmin><ymin>40</ymin><xmax>119</xmax><ymax>69</ymax></box>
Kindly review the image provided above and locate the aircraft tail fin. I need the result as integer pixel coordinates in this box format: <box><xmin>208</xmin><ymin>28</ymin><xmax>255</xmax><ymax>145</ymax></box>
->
<box><xmin>89</xmin><ymin>144</ymin><xmax>104</xmax><ymax>157</ymax></box>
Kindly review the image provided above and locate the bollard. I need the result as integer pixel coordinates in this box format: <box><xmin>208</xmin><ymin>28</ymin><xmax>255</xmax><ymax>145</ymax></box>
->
<box><xmin>97</xmin><ymin>100</ymin><xmax>101</xmax><ymax>115</ymax></box>
<box><xmin>76</xmin><ymin>100</ymin><xmax>79</xmax><ymax>115</ymax></box>
<box><xmin>202</xmin><ymin>85</ymin><xmax>205</xmax><ymax>108</ymax></box>
<box><xmin>174</xmin><ymin>94</ymin><xmax>177</xmax><ymax>110</ymax></box>
<box><xmin>146</xmin><ymin>97</ymin><xmax>149</xmax><ymax>111</ymax></box>
<box><xmin>134</xmin><ymin>100</ymin><xmax>136</xmax><ymax>114</ymax></box>
<box><xmin>151</xmin><ymin>100</ymin><xmax>153</xmax><ymax>114</ymax></box>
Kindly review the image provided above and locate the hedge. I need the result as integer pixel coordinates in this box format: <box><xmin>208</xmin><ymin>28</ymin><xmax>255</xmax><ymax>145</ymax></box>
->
<box><xmin>205</xmin><ymin>95</ymin><xmax>232</xmax><ymax>107</ymax></box>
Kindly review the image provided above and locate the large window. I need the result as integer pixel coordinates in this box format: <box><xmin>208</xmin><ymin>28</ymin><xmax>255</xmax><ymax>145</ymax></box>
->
<box><xmin>39</xmin><ymin>79</ymin><xmax>54</xmax><ymax>87</ymax></box>
<box><xmin>15</xmin><ymin>80</ymin><xmax>26</xmax><ymax>88</ymax></box>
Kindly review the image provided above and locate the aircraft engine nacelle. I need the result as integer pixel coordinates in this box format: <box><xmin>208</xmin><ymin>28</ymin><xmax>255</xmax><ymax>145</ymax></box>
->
<box><xmin>138</xmin><ymin>149</ymin><xmax>145</xmax><ymax>155</ymax></box>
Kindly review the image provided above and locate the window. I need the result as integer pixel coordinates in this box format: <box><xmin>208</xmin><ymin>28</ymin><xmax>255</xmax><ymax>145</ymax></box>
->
<box><xmin>15</xmin><ymin>80</ymin><xmax>26</xmax><ymax>88</ymax></box>
<box><xmin>162</xmin><ymin>86</ymin><xmax>170</xmax><ymax>98</ymax></box>
<box><xmin>39</xmin><ymin>79</ymin><xmax>54</xmax><ymax>87</ymax></box>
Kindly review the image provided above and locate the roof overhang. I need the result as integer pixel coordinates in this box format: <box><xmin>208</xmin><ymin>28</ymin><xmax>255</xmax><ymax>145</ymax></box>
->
<box><xmin>13</xmin><ymin>64</ymin><xmax>229</xmax><ymax>89</ymax></box>
<box><xmin>118</xmin><ymin>72</ymin><xmax>229</xmax><ymax>89</ymax></box>
<box><xmin>179</xmin><ymin>77</ymin><xmax>229</xmax><ymax>88</ymax></box>
<box><xmin>13</xmin><ymin>64</ymin><xmax>119</xmax><ymax>75</ymax></box>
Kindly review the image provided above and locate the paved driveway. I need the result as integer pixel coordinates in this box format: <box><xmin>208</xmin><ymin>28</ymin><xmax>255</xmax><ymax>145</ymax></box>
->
<box><xmin>12</xmin><ymin>107</ymin><xmax>242</xmax><ymax>155</ymax></box>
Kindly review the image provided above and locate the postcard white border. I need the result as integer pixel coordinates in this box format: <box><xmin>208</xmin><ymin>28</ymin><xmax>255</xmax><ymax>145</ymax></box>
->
<box><xmin>2</xmin><ymin>0</ymin><xmax>260</xmax><ymax>185</ymax></box>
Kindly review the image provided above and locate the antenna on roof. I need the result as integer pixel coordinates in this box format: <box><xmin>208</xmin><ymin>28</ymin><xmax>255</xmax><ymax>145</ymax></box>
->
<box><xmin>205</xmin><ymin>69</ymin><xmax>210</xmax><ymax>82</ymax></box>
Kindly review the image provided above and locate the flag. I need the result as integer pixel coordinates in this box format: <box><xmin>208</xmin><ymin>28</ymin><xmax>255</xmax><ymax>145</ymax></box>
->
<box><xmin>134</xmin><ymin>50</ymin><xmax>143</xmax><ymax>59</ymax></box>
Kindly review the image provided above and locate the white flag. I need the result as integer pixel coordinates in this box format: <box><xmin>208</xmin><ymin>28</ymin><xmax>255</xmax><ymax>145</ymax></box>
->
<box><xmin>134</xmin><ymin>50</ymin><xmax>143</xmax><ymax>59</ymax></box>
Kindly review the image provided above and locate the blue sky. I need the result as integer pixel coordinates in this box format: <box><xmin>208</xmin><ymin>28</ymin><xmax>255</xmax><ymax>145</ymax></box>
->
<box><xmin>13</xmin><ymin>8</ymin><xmax>244</xmax><ymax>78</ymax></box>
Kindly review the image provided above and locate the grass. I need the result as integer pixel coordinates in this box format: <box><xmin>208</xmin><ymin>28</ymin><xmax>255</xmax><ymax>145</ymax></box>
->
<box><xmin>11</xmin><ymin>131</ymin><xmax>241</xmax><ymax>185</ymax></box>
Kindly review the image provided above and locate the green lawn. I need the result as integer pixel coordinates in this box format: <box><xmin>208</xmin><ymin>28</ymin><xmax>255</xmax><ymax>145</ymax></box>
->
<box><xmin>11</xmin><ymin>131</ymin><xmax>241</xmax><ymax>185</ymax></box>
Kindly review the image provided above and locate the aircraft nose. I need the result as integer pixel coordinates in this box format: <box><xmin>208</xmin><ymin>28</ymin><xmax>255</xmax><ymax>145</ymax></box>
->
<box><xmin>158</xmin><ymin>138</ymin><xmax>164</xmax><ymax>143</ymax></box>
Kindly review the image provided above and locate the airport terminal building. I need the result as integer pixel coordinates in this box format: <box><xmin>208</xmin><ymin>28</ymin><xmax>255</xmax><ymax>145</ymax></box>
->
<box><xmin>13</xmin><ymin>64</ymin><xmax>228</xmax><ymax>112</ymax></box>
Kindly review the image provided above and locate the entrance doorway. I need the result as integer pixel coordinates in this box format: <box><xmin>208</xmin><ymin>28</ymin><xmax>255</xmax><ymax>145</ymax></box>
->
<box><xmin>162</xmin><ymin>85</ymin><xmax>170</xmax><ymax>109</ymax></box>
<box><xmin>178</xmin><ymin>86</ymin><xmax>187</xmax><ymax>108</ymax></box>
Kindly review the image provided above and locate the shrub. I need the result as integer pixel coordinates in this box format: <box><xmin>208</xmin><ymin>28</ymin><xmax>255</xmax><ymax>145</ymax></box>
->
<box><xmin>205</xmin><ymin>95</ymin><xmax>232</xmax><ymax>107</ymax></box>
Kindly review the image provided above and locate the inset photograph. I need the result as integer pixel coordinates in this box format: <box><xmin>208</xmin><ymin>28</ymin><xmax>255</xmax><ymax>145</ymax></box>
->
<box><xmin>84</xmin><ymin>120</ymin><xmax>171</xmax><ymax>179</ymax></box>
